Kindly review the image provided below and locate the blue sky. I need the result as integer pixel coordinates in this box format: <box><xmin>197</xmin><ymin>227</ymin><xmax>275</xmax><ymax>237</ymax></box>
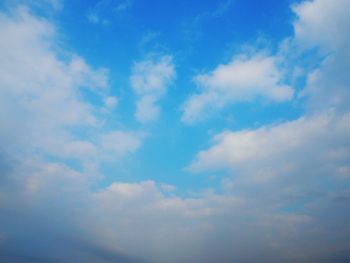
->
<box><xmin>51</xmin><ymin>0</ymin><xmax>302</xmax><ymax>191</ymax></box>
<box><xmin>0</xmin><ymin>0</ymin><xmax>350</xmax><ymax>262</ymax></box>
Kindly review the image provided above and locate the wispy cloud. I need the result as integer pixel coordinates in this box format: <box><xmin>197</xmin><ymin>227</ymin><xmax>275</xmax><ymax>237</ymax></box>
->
<box><xmin>182</xmin><ymin>52</ymin><xmax>293</xmax><ymax>123</ymax></box>
<box><xmin>183</xmin><ymin>0</ymin><xmax>232</xmax><ymax>41</ymax></box>
<box><xmin>87</xmin><ymin>0</ymin><xmax>133</xmax><ymax>24</ymax></box>
<box><xmin>130</xmin><ymin>54</ymin><xmax>176</xmax><ymax>123</ymax></box>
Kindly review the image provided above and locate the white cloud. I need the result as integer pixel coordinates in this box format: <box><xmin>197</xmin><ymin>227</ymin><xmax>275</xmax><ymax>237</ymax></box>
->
<box><xmin>1</xmin><ymin>1</ymin><xmax>350</xmax><ymax>263</ymax></box>
<box><xmin>130</xmin><ymin>55</ymin><xmax>175</xmax><ymax>123</ymax></box>
<box><xmin>183</xmin><ymin>2</ymin><xmax>350</xmax><ymax>261</ymax></box>
<box><xmin>189</xmin><ymin>111</ymin><xmax>350</xmax><ymax>182</ymax></box>
<box><xmin>99</xmin><ymin>131</ymin><xmax>143</xmax><ymax>159</ymax></box>
<box><xmin>184</xmin><ymin>1</ymin><xmax>350</xmax><ymax>255</ymax></box>
<box><xmin>292</xmin><ymin>0</ymin><xmax>350</xmax><ymax>51</ymax></box>
<box><xmin>3</xmin><ymin>0</ymin><xmax>62</xmax><ymax>11</ymax></box>
<box><xmin>0</xmin><ymin>7</ymin><xmax>93</xmax><ymax>155</ymax></box>
<box><xmin>160</xmin><ymin>183</ymin><xmax>176</xmax><ymax>192</ymax></box>
<box><xmin>0</xmin><ymin>7</ymin><xmax>141</xmax><ymax>168</ymax></box>
<box><xmin>188</xmin><ymin>0</ymin><xmax>350</xmax><ymax>178</ymax></box>
<box><xmin>293</xmin><ymin>0</ymin><xmax>350</xmax><ymax>111</ymax></box>
<box><xmin>0</xmin><ymin>7</ymin><xmax>147</xmax><ymax>260</ymax></box>
<box><xmin>181</xmin><ymin>53</ymin><xmax>294</xmax><ymax>123</ymax></box>
<box><xmin>101</xmin><ymin>95</ymin><xmax>118</xmax><ymax>113</ymax></box>
<box><xmin>3</xmin><ymin>156</ymin><xmax>348</xmax><ymax>263</ymax></box>
<box><xmin>134</xmin><ymin>94</ymin><xmax>160</xmax><ymax>123</ymax></box>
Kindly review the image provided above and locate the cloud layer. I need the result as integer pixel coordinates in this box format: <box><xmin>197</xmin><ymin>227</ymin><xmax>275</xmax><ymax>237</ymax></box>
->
<box><xmin>1</xmin><ymin>0</ymin><xmax>350</xmax><ymax>263</ymax></box>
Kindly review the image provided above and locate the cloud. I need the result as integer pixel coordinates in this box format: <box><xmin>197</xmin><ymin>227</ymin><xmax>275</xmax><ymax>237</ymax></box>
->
<box><xmin>115</xmin><ymin>0</ymin><xmax>133</xmax><ymax>13</ymax></box>
<box><xmin>0</xmin><ymin>6</ymin><xmax>144</xmax><ymax>262</ymax></box>
<box><xmin>292</xmin><ymin>0</ymin><xmax>350</xmax><ymax>51</ymax></box>
<box><xmin>293</xmin><ymin>0</ymin><xmax>350</xmax><ymax>112</ymax></box>
<box><xmin>87</xmin><ymin>0</ymin><xmax>133</xmax><ymax>24</ymax></box>
<box><xmin>0</xmin><ymin>7</ymin><xmax>141</xmax><ymax>170</ymax></box>
<box><xmin>101</xmin><ymin>96</ymin><xmax>118</xmax><ymax>113</ymax></box>
<box><xmin>183</xmin><ymin>0</ymin><xmax>232</xmax><ymax>42</ymax></box>
<box><xmin>189</xmin><ymin>110</ymin><xmax>350</xmax><ymax>181</ymax></box>
<box><xmin>3</xmin><ymin>153</ymin><xmax>349</xmax><ymax>263</ymax></box>
<box><xmin>3</xmin><ymin>0</ymin><xmax>62</xmax><ymax>11</ymax></box>
<box><xmin>139</xmin><ymin>31</ymin><xmax>160</xmax><ymax>49</ymax></box>
<box><xmin>181</xmin><ymin>53</ymin><xmax>294</xmax><ymax>123</ymax></box>
<box><xmin>212</xmin><ymin>0</ymin><xmax>232</xmax><ymax>18</ymax></box>
<box><xmin>104</xmin><ymin>95</ymin><xmax>119</xmax><ymax>109</ymax></box>
<box><xmin>0</xmin><ymin>158</ymin><xmax>146</xmax><ymax>263</ymax></box>
<box><xmin>130</xmin><ymin>55</ymin><xmax>175</xmax><ymax>123</ymax></box>
<box><xmin>185</xmin><ymin>0</ymin><xmax>350</xmax><ymax>261</ymax></box>
<box><xmin>184</xmin><ymin>107</ymin><xmax>350</xmax><ymax>260</ymax></box>
<box><xmin>99</xmin><ymin>131</ymin><xmax>143</xmax><ymax>159</ymax></box>
<box><xmin>1</xmin><ymin>1</ymin><xmax>350</xmax><ymax>263</ymax></box>
<box><xmin>0</xmin><ymin>7</ymin><xmax>96</xmax><ymax>155</ymax></box>
<box><xmin>87</xmin><ymin>11</ymin><xmax>102</xmax><ymax>24</ymax></box>
<box><xmin>182</xmin><ymin>0</ymin><xmax>350</xmax><ymax>124</ymax></box>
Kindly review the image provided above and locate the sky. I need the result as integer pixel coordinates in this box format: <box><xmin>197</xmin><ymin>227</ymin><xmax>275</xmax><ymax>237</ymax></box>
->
<box><xmin>0</xmin><ymin>0</ymin><xmax>350</xmax><ymax>262</ymax></box>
